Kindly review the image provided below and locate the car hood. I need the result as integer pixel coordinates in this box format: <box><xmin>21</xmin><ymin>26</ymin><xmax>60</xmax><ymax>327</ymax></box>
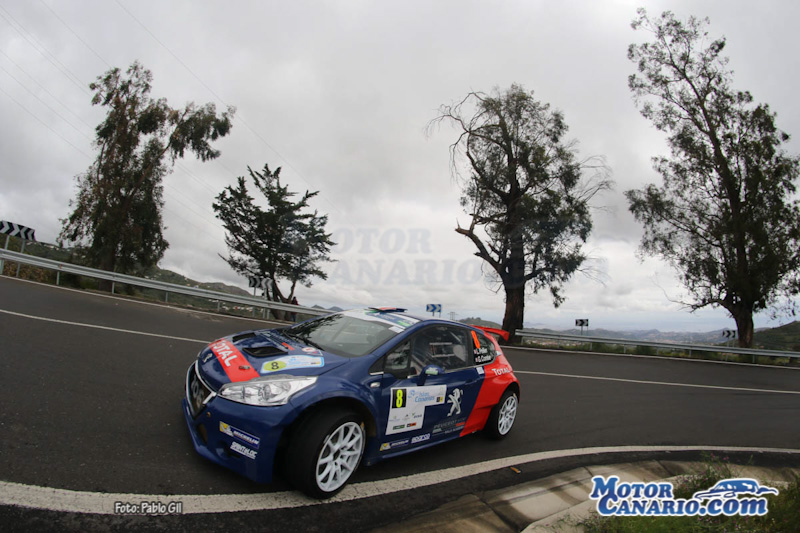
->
<box><xmin>196</xmin><ymin>329</ymin><xmax>350</xmax><ymax>391</ymax></box>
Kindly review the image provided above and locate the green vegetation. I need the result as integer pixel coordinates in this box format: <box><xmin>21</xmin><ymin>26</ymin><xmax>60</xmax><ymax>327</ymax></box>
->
<box><xmin>1</xmin><ymin>235</ymin><xmax>290</xmax><ymax>320</ymax></box>
<box><xmin>213</xmin><ymin>163</ymin><xmax>334</xmax><ymax>320</ymax></box>
<box><xmin>583</xmin><ymin>454</ymin><xmax>800</xmax><ymax>532</ymax></box>
<box><xmin>459</xmin><ymin>317</ymin><xmax>503</xmax><ymax>329</ymax></box>
<box><xmin>430</xmin><ymin>84</ymin><xmax>612</xmax><ymax>342</ymax></box>
<box><xmin>626</xmin><ymin>10</ymin><xmax>800</xmax><ymax>348</ymax></box>
<box><xmin>756</xmin><ymin>322</ymin><xmax>800</xmax><ymax>352</ymax></box>
<box><xmin>59</xmin><ymin>62</ymin><xmax>234</xmax><ymax>282</ymax></box>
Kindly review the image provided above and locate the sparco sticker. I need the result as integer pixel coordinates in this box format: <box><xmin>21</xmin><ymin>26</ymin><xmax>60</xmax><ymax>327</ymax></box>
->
<box><xmin>230</xmin><ymin>441</ymin><xmax>257</xmax><ymax>460</ymax></box>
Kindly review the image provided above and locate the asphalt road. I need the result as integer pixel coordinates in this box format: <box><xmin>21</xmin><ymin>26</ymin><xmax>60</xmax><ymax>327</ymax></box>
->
<box><xmin>1</xmin><ymin>275</ymin><xmax>799</xmax><ymax>532</ymax></box>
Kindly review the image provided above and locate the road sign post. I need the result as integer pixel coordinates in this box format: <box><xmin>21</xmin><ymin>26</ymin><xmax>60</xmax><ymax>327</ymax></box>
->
<box><xmin>426</xmin><ymin>304</ymin><xmax>442</xmax><ymax>317</ymax></box>
<box><xmin>576</xmin><ymin>318</ymin><xmax>589</xmax><ymax>335</ymax></box>
<box><xmin>0</xmin><ymin>221</ymin><xmax>36</xmax><ymax>277</ymax></box>
<box><xmin>722</xmin><ymin>329</ymin><xmax>738</xmax><ymax>349</ymax></box>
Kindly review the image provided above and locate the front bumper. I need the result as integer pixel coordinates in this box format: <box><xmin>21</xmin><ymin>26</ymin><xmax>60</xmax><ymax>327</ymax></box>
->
<box><xmin>182</xmin><ymin>364</ymin><xmax>296</xmax><ymax>484</ymax></box>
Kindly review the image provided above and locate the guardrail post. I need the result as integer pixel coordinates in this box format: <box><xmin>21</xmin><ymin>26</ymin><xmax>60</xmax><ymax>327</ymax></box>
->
<box><xmin>15</xmin><ymin>239</ymin><xmax>26</xmax><ymax>277</ymax></box>
<box><xmin>165</xmin><ymin>292</ymin><xmax>169</xmax><ymax>303</ymax></box>
<box><xmin>56</xmin><ymin>270</ymin><xmax>60</xmax><ymax>286</ymax></box>
<box><xmin>0</xmin><ymin>234</ymin><xmax>8</xmax><ymax>274</ymax></box>
<box><xmin>112</xmin><ymin>281</ymin><xmax>115</xmax><ymax>294</ymax></box>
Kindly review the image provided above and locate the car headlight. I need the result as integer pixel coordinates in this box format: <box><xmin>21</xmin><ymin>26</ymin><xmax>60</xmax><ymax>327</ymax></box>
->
<box><xmin>218</xmin><ymin>375</ymin><xmax>317</xmax><ymax>406</ymax></box>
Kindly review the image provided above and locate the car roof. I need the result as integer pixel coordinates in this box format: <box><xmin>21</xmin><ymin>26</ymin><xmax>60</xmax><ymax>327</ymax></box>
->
<box><xmin>361</xmin><ymin>307</ymin><xmax>469</xmax><ymax>328</ymax></box>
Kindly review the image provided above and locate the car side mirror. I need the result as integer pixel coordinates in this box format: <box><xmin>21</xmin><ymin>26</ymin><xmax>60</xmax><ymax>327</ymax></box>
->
<box><xmin>418</xmin><ymin>365</ymin><xmax>444</xmax><ymax>386</ymax></box>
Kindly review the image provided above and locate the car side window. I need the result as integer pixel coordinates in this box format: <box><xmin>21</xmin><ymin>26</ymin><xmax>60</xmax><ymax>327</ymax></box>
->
<box><xmin>374</xmin><ymin>327</ymin><xmax>475</xmax><ymax>378</ymax></box>
<box><xmin>381</xmin><ymin>340</ymin><xmax>412</xmax><ymax>377</ymax></box>
<box><xmin>473</xmin><ymin>331</ymin><xmax>497</xmax><ymax>365</ymax></box>
<box><xmin>409</xmin><ymin>326</ymin><xmax>471</xmax><ymax>373</ymax></box>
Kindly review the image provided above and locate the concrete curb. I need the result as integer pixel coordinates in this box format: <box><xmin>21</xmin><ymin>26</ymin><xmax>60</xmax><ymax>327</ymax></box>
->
<box><xmin>372</xmin><ymin>460</ymin><xmax>800</xmax><ymax>533</ymax></box>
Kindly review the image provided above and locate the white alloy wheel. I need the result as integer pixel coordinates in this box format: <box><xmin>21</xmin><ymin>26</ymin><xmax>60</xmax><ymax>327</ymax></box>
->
<box><xmin>497</xmin><ymin>393</ymin><xmax>517</xmax><ymax>435</ymax></box>
<box><xmin>315</xmin><ymin>421</ymin><xmax>365</xmax><ymax>493</ymax></box>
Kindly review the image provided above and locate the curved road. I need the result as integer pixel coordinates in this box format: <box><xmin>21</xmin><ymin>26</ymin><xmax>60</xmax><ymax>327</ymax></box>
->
<box><xmin>1</xmin><ymin>275</ymin><xmax>799</xmax><ymax>531</ymax></box>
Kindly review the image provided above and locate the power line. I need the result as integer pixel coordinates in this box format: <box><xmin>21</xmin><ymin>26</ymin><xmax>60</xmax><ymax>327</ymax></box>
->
<box><xmin>163</xmin><ymin>184</ymin><xmax>222</xmax><ymax>230</ymax></box>
<box><xmin>0</xmin><ymin>62</ymin><xmax>93</xmax><ymax>141</ymax></box>
<box><xmin>2</xmin><ymin>2</ymin><xmax>229</xmax><ymax>236</ymax></box>
<box><xmin>0</xmin><ymin>48</ymin><xmax>95</xmax><ymax>131</ymax></box>
<box><xmin>0</xmin><ymin>3</ymin><xmax>89</xmax><ymax>95</ymax></box>
<box><xmin>113</xmin><ymin>0</ymin><xmax>341</xmax><ymax>214</ymax></box>
<box><xmin>38</xmin><ymin>0</ymin><xmax>111</xmax><ymax>69</ymax></box>
<box><xmin>0</xmin><ymin>84</ymin><xmax>92</xmax><ymax>159</ymax></box>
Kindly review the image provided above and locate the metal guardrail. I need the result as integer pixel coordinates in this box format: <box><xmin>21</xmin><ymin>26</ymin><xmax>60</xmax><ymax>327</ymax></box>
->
<box><xmin>517</xmin><ymin>329</ymin><xmax>800</xmax><ymax>360</ymax></box>
<box><xmin>0</xmin><ymin>249</ymin><xmax>329</xmax><ymax>319</ymax></box>
<box><xmin>3</xmin><ymin>248</ymin><xmax>798</xmax><ymax>358</ymax></box>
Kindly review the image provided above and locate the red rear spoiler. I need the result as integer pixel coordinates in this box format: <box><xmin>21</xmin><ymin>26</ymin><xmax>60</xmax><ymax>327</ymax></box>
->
<box><xmin>470</xmin><ymin>325</ymin><xmax>510</xmax><ymax>342</ymax></box>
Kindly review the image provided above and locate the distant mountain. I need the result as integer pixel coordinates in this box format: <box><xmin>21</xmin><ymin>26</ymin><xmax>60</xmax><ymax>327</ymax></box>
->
<box><xmin>519</xmin><ymin>323</ymin><xmax>800</xmax><ymax>352</ymax></box>
<box><xmin>459</xmin><ymin>317</ymin><xmax>503</xmax><ymax>329</ymax></box>
<box><xmin>754</xmin><ymin>321</ymin><xmax>800</xmax><ymax>352</ymax></box>
<box><xmin>312</xmin><ymin>305</ymin><xmax>343</xmax><ymax>312</ymax></box>
<box><xmin>551</xmin><ymin>328</ymin><xmax>728</xmax><ymax>345</ymax></box>
<box><xmin>150</xmin><ymin>269</ymin><xmax>250</xmax><ymax>297</ymax></box>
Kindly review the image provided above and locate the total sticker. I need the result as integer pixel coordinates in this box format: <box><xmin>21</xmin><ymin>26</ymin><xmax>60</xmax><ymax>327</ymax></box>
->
<box><xmin>261</xmin><ymin>355</ymin><xmax>324</xmax><ymax>373</ymax></box>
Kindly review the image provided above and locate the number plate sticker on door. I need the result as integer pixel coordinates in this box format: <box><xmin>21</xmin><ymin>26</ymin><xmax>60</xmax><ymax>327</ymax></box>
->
<box><xmin>260</xmin><ymin>355</ymin><xmax>324</xmax><ymax>373</ymax></box>
<box><xmin>386</xmin><ymin>385</ymin><xmax>446</xmax><ymax>435</ymax></box>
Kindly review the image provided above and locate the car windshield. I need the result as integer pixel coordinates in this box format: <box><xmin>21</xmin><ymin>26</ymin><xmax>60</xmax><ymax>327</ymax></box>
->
<box><xmin>284</xmin><ymin>310</ymin><xmax>413</xmax><ymax>357</ymax></box>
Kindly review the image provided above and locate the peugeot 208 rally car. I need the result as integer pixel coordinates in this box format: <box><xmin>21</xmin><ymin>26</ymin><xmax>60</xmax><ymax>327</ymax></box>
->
<box><xmin>183</xmin><ymin>307</ymin><xmax>520</xmax><ymax>498</ymax></box>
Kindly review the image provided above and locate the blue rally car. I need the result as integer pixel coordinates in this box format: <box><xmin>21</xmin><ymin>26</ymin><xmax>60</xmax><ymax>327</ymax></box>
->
<box><xmin>183</xmin><ymin>308</ymin><xmax>520</xmax><ymax>498</ymax></box>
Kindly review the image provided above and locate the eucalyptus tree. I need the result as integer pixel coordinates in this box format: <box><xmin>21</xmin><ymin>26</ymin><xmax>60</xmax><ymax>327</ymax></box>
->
<box><xmin>626</xmin><ymin>9</ymin><xmax>800</xmax><ymax>347</ymax></box>
<box><xmin>60</xmin><ymin>62</ymin><xmax>234</xmax><ymax>281</ymax></box>
<box><xmin>431</xmin><ymin>84</ymin><xmax>612</xmax><ymax>341</ymax></box>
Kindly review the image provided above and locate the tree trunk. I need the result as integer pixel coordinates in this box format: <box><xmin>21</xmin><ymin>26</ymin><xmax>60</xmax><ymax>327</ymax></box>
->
<box><xmin>501</xmin><ymin>285</ymin><xmax>525</xmax><ymax>345</ymax></box>
<box><xmin>733</xmin><ymin>310</ymin><xmax>754</xmax><ymax>349</ymax></box>
<box><xmin>97</xmin><ymin>248</ymin><xmax>116</xmax><ymax>293</ymax></box>
<box><xmin>499</xmin><ymin>225</ymin><xmax>527</xmax><ymax>344</ymax></box>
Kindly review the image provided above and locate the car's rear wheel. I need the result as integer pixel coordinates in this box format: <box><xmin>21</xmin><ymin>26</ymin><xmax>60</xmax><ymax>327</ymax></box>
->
<box><xmin>485</xmin><ymin>389</ymin><xmax>517</xmax><ymax>439</ymax></box>
<box><xmin>286</xmin><ymin>409</ymin><xmax>365</xmax><ymax>499</ymax></box>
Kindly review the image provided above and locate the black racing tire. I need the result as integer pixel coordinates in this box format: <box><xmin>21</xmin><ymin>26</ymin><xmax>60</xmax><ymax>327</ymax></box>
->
<box><xmin>285</xmin><ymin>409</ymin><xmax>366</xmax><ymax>499</ymax></box>
<box><xmin>485</xmin><ymin>389</ymin><xmax>518</xmax><ymax>440</ymax></box>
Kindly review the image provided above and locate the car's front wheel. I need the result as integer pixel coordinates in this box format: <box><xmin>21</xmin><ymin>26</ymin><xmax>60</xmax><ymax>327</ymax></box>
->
<box><xmin>485</xmin><ymin>389</ymin><xmax>518</xmax><ymax>439</ymax></box>
<box><xmin>286</xmin><ymin>409</ymin><xmax>365</xmax><ymax>499</ymax></box>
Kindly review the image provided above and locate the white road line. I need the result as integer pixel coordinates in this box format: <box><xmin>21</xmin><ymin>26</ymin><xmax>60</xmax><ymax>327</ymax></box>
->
<box><xmin>0</xmin><ymin>275</ymin><xmax>285</xmax><ymax>326</ymax></box>
<box><xmin>515</xmin><ymin>369</ymin><xmax>800</xmax><ymax>395</ymax></box>
<box><xmin>0</xmin><ymin>308</ymin><xmax>208</xmax><ymax>344</ymax></box>
<box><xmin>1</xmin><ymin>445</ymin><xmax>798</xmax><ymax>514</ymax></box>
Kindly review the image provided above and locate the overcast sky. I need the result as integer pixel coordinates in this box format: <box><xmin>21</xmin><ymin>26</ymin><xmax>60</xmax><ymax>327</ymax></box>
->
<box><xmin>1</xmin><ymin>0</ymin><xmax>799</xmax><ymax>332</ymax></box>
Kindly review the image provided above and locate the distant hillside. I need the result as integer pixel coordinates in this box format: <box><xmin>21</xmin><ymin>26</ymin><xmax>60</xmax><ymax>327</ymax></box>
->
<box><xmin>534</xmin><ymin>327</ymin><xmax>730</xmax><ymax>345</ymax></box>
<box><xmin>150</xmin><ymin>269</ymin><xmax>250</xmax><ymax>297</ymax></box>
<box><xmin>754</xmin><ymin>321</ymin><xmax>800</xmax><ymax>351</ymax></box>
<box><xmin>459</xmin><ymin>317</ymin><xmax>502</xmax><ymax>329</ymax></box>
<box><xmin>517</xmin><ymin>324</ymin><xmax>800</xmax><ymax>352</ymax></box>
